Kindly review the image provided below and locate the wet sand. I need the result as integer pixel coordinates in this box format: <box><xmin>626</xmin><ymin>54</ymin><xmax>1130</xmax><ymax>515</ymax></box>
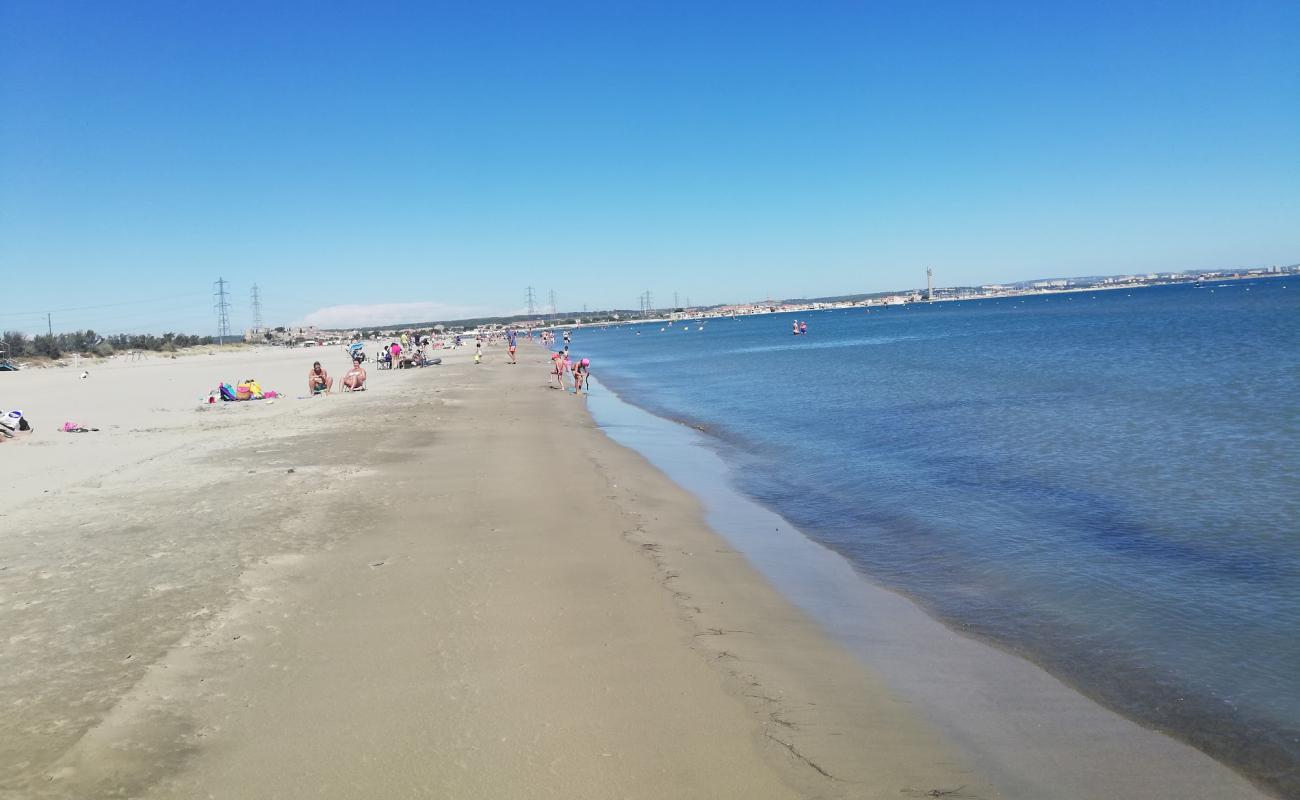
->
<box><xmin>1</xmin><ymin>344</ymin><xmax>981</xmax><ymax>799</ymax></box>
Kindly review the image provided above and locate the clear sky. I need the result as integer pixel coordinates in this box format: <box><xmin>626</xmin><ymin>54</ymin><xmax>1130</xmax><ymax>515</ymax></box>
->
<box><xmin>2</xmin><ymin>1</ymin><xmax>1297</xmax><ymax>333</ymax></box>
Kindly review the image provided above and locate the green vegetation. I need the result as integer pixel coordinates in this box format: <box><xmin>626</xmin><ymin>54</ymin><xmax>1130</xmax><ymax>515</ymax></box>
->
<box><xmin>2</xmin><ymin>330</ymin><xmax>215</xmax><ymax>360</ymax></box>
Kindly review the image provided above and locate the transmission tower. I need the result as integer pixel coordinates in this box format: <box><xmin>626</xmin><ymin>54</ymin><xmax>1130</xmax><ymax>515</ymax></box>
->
<box><xmin>548</xmin><ymin>289</ymin><xmax>557</xmax><ymax>315</ymax></box>
<box><xmin>674</xmin><ymin>291</ymin><xmax>679</xmax><ymax>309</ymax></box>
<box><xmin>250</xmin><ymin>284</ymin><xmax>264</xmax><ymax>329</ymax></box>
<box><xmin>644</xmin><ymin>290</ymin><xmax>653</xmax><ymax>317</ymax></box>
<box><xmin>214</xmin><ymin>277</ymin><xmax>232</xmax><ymax>342</ymax></box>
<box><xmin>525</xmin><ymin>286</ymin><xmax>537</xmax><ymax>315</ymax></box>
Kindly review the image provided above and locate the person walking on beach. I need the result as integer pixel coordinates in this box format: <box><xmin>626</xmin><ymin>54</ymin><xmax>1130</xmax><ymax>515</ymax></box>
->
<box><xmin>390</xmin><ymin>341</ymin><xmax>401</xmax><ymax>366</ymax></box>
<box><xmin>307</xmin><ymin>361</ymin><xmax>333</xmax><ymax>394</ymax></box>
<box><xmin>507</xmin><ymin>329</ymin><xmax>517</xmax><ymax>364</ymax></box>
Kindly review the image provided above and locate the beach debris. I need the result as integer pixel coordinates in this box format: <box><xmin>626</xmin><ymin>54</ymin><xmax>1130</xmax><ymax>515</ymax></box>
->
<box><xmin>60</xmin><ymin>422</ymin><xmax>98</xmax><ymax>433</ymax></box>
<box><xmin>370</xmin><ymin>561</ymin><xmax>385</xmax><ymax>567</ymax></box>
<box><xmin>286</xmin><ymin>468</ymin><xmax>295</xmax><ymax>474</ymax></box>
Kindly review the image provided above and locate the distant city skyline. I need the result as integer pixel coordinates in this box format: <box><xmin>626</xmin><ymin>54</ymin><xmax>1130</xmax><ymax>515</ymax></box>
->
<box><xmin>2</xmin><ymin>2</ymin><xmax>1297</xmax><ymax>334</ymax></box>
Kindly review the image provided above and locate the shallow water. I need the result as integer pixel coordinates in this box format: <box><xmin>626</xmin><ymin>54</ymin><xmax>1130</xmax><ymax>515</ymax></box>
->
<box><xmin>570</xmin><ymin>279</ymin><xmax>1300</xmax><ymax>796</ymax></box>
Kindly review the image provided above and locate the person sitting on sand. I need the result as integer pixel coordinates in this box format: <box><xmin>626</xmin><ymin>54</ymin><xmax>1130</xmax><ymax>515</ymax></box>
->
<box><xmin>342</xmin><ymin>358</ymin><xmax>367</xmax><ymax>391</ymax></box>
<box><xmin>308</xmin><ymin>361</ymin><xmax>333</xmax><ymax>395</ymax></box>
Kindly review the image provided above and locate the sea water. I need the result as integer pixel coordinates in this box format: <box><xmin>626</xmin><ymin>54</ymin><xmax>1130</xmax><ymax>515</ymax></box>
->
<box><xmin>569</xmin><ymin>279</ymin><xmax>1300</xmax><ymax>794</ymax></box>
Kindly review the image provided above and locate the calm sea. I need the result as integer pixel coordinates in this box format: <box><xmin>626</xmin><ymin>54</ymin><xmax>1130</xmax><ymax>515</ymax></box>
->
<box><xmin>569</xmin><ymin>279</ymin><xmax>1300</xmax><ymax>795</ymax></box>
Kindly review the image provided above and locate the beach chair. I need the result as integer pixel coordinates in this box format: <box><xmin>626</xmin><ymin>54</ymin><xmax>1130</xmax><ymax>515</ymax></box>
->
<box><xmin>376</xmin><ymin>351</ymin><xmax>393</xmax><ymax>370</ymax></box>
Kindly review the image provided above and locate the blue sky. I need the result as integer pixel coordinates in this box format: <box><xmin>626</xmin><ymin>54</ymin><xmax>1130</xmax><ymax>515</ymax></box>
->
<box><xmin>2</xmin><ymin>1</ymin><xmax>1297</xmax><ymax>333</ymax></box>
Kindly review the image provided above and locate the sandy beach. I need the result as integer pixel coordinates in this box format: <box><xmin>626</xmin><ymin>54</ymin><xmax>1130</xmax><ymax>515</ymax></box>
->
<box><xmin>1</xmin><ymin>343</ymin><xmax>983</xmax><ymax>799</ymax></box>
<box><xmin>0</xmin><ymin>341</ymin><xmax>1275</xmax><ymax>799</ymax></box>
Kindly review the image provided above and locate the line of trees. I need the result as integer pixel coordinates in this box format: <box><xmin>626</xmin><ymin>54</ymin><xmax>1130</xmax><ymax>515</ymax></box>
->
<box><xmin>2</xmin><ymin>330</ymin><xmax>215</xmax><ymax>359</ymax></box>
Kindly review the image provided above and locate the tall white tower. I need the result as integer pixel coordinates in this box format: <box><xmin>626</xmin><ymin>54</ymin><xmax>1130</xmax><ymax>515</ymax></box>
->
<box><xmin>926</xmin><ymin>267</ymin><xmax>934</xmax><ymax>301</ymax></box>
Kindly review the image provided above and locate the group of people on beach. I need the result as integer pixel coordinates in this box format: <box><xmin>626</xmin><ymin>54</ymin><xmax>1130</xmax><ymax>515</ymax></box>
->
<box><xmin>308</xmin><ymin>358</ymin><xmax>367</xmax><ymax>394</ymax></box>
<box><xmin>310</xmin><ymin>327</ymin><xmax>587</xmax><ymax>395</ymax></box>
<box><xmin>549</xmin><ymin>348</ymin><xmax>590</xmax><ymax>394</ymax></box>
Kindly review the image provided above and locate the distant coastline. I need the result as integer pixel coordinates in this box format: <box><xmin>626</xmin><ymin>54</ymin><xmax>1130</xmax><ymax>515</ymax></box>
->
<box><xmin>288</xmin><ymin>265</ymin><xmax>1298</xmax><ymax>338</ymax></box>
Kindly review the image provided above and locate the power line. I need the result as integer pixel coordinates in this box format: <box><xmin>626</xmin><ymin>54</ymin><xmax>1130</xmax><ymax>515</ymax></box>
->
<box><xmin>213</xmin><ymin>278</ymin><xmax>232</xmax><ymax>342</ymax></box>
<box><xmin>525</xmin><ymin>286</ymin><xmax>536</xmax><ymax>315</ymax></box>
<box><xmin>250</xmin><ymin>284</ymin><xmax>263</xmax><ymax>329</ymax></box>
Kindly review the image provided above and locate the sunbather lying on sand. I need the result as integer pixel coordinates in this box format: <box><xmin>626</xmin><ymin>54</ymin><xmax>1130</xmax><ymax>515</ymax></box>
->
<box><xmin>343</xmin><ymin>359</ymin><xmax>367</xmax><ymax>391</ymax></box>
<box><xmin>308</xmin><ymin>362</ymin><xmax>333</xmax><ymax>395</ymax></box>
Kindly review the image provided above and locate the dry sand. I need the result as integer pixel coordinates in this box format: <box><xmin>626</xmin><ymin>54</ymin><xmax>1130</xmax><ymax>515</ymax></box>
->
<box><xmin>1</xmin><ymin>343</ymin><xmax>982</xmax><ymax>799</ymax></box>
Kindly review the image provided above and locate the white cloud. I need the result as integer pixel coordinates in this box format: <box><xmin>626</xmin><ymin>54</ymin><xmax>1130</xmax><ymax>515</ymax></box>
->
<box><xmin>299</xmin><ymin>302</ymin><xmax>487</xmax><ymax>329</ymax></box>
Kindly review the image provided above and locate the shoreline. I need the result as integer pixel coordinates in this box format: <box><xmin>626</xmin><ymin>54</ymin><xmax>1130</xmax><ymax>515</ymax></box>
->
<box><xmin>1</xmin><ymin>344</ymin><xmax>981</xmax><ymax>798</ymax></box>
<box><xmin>586</xmin><ymin>377</ymin><xmax>1276</xmax><ymax>800</ymax></box>
<box><xmin>0</xmin><ymin>342</ymin><xmax>1277</xmax><ymax>798</ymax></box>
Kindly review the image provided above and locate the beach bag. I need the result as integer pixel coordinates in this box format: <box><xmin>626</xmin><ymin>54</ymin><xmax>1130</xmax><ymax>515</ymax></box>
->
<box><xmin>220</xmin><ymin>383</ymin><xmax>237</xmax><ymax>401</ymax></box>
<box><xmin>235</xmin><ymin>384</ymin><xmax>252</xmax><ymax>401</ymax></box>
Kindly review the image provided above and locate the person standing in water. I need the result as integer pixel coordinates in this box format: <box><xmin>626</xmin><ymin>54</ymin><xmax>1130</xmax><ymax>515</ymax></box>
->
<box><xmin>799</xmin><ymin>320</ymin><xmax>808</xmax><ymax>335</ymax></box>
